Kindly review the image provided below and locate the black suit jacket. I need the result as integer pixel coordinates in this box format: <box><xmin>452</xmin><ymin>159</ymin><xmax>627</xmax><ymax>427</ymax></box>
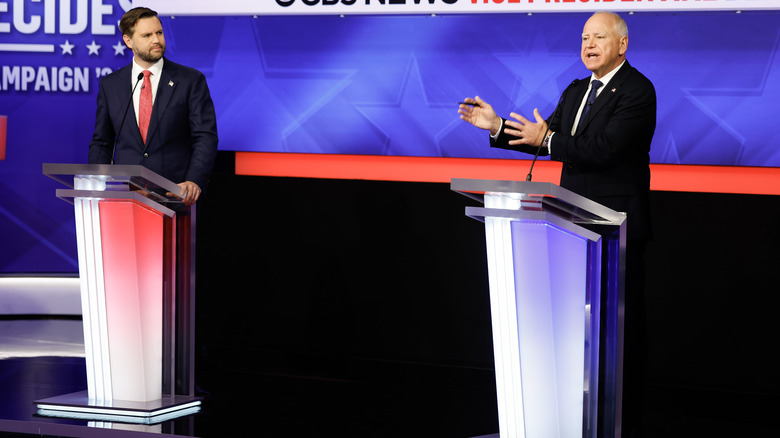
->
<box><xmin>492</xmin><ymin>61</ymin><xmax>656</xmax><ymax>240</ymax></box>
<box><xmin>88</xmin><ymin>58</ymin><xmax>218</xmax><ymax>190</ymax></box>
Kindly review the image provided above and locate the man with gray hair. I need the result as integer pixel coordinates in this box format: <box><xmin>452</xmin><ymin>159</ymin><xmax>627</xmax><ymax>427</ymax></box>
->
<box><xmin>460</xmin><ymin>11</ymin><xmax>656</xmax><ymax>438</ymax></box>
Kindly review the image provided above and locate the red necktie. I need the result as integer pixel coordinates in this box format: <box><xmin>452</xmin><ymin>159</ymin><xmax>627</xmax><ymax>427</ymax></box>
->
<box><xmin>138</xmin><ymin>70</ymin><xmax>152</xmax><ymax>144</ymax></box>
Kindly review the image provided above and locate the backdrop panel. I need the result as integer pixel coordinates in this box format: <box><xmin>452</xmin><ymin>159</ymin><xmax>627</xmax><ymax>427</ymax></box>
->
<box><xmin>2</xmin><ymin>3</ymin><xmax>779</xmax><ymax>273</ymax></box>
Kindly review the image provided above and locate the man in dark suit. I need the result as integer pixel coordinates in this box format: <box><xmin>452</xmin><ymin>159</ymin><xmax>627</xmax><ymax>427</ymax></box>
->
<box><xmin>459</xmin><ymin>11</ymin><xmax>656</xmax><ymax>438</ymax></box>
<box><xmin>89</xmin><ymin>7</ymin><xmax>218</xmax><ymax>206</ymax></box>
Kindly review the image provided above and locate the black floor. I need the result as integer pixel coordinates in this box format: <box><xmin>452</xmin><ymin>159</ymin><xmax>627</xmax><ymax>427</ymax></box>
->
<box><xmin>5</xmin><ymin>179</ymin><xmax>780</xmax><ymax>437</ymax></box>
<box><xmin>2</xmin><ymin>318</ymin><xmax>780</xmax><ymax>438</ymax></box>
<box><xmin>0</xmin><ymin>318</ymin><xmax>500</xmax><ymax>438</ymax></box>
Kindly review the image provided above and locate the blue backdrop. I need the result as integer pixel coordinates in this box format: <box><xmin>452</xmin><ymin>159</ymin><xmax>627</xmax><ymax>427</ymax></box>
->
<box><xmin>1</xmin><ymin>7</ymin><xmax>779</xmax><ymax>272</ymax></box>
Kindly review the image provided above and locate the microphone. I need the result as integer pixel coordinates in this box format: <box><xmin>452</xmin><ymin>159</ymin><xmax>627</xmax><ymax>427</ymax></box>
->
<box><xmin>111</xmin><ymin>72</ymin><xmax>144</xmax><ymax>165</ymax></box>
<box><xmin>526</xmin><ymin>79</ymin><xmax>580</xmax><ymax>182</ymax></box>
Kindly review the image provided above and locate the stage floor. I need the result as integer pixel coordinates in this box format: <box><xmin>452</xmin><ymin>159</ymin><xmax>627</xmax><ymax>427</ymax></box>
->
<box><xmin>0</xmin><ymin>318</ymin><xmax>501</xmax><ymax>438</ymax></box>
<box><xmin>0</xmin><ymin>319</ymin><xmax>197</xmax><ymax>437</ymax></box>
<box><xmin>2</xmin><ymin>318</ymin><xmax>777</xmax><ymax>438</ymax></box>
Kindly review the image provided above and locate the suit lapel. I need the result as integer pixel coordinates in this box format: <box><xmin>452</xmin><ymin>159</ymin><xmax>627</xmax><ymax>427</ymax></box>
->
<box><xmin>145</xmin><ymin>59</ymin><xmax>178</xmax><ymax>147</ymax></box>
<box><xmin>114</xmin><ymin>65</ymin><xmax>145</xmax><ymax>148</ymax></box>
<box><xmin>563</xmin><ymin>79</ymin><xmax>589</xmax><ymax>135</ymax></box>
<box><xmin>576</xmin><ymin>62</ymin><xmax>632</xmax><ymax>134</ymax></box>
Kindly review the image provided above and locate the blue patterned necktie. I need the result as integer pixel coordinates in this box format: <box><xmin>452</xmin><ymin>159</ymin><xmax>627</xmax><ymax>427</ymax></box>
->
<box><xmin>578</xmin><ymin>79</ymin><xmax>603</xmax><ymax>129</ymax></box>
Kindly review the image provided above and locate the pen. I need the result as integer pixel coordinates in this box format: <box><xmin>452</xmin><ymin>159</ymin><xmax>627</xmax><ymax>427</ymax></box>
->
<box><xmin>459</xmin><ymin>102</ymin><xmax>480</xmax><ymax>106</ymax></box>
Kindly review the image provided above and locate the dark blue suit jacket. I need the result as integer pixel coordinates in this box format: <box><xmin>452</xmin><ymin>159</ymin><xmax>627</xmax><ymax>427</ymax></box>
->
<box><xmin>492</xmin><ymin>61</ymin><xmax>656</xmax><ymax>240</ymax></box>
<box><xmin>89</xmin><ymin>58</ymin><xmax>218</xmax><ymax>190</ymax></box>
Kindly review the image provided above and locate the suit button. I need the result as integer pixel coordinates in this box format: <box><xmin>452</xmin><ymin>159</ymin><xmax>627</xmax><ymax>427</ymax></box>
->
<box><xmin>144</xmin><ymin>152</ymin><xmax>149</xmax><ymax>158</ymax></box>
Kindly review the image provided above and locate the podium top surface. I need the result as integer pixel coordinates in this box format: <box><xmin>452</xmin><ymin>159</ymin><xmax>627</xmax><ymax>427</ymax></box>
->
<box><xmin>43</xmin><ymin>163</ymin><xmax>184</xmax><ymax>205</ymax></box>
<box><xmin>451</xmin><ymin>178</ymin><xmax>626</xmax><ymax>228</ymax></box>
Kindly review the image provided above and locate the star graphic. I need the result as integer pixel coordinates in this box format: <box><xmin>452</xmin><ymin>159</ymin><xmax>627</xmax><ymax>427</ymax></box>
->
<box><xmin>493</xmin><ymin>30</ymin><xmax>582</xmax><ymax>116</ymax></box>
<box><xmin>649</xmin><ymin>29</ymin><xmax>780</xmax><ymax>168</ymax></box>
<box><xmin>112</xmin><ymin>41</ymin><xmax>126</xmax><ymax>56</ymax></box>
<box><xmin>203</xmin><ymin>17</ymin><xmax>355</xmax><ymax>154</ymax></box>
<box><xmin>86</xmin><ymin>41</ymin><xmax>101</xmax><ymax>56</ymax></box>
<box><xmin>60</xmin><ymin>40</ymin><xmax>75</xmax><ymax>55</ymax></box>
<box><xmin>354</xmin><ymin>55</ymin><xmax>457</xmax><ymax>157</ymax></box>
<box><xmin>680</xmin><ymin>34</ymin><xmax>780</xmax><ymax>167</ymax></box>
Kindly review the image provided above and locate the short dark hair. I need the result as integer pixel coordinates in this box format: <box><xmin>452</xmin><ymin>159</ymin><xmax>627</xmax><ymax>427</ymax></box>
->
<box><xmin>119</xmin><ymin>7</ymin><xmax>159</xmax><ymax>38</ymax></box>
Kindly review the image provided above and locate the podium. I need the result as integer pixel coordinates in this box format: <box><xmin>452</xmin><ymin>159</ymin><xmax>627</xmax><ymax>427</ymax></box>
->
<box><xmin>38</xmin><ymin>163</ymin><xmax>201</xmax><ymax>423</ymax></box>
<box><xmin>451</xmin><ymin>178</ymin><xmax>627</xmax><ymax>438</ymax></box>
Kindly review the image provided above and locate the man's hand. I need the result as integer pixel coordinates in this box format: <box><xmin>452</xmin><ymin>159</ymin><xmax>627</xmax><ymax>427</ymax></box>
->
<box><xmin>504</xmin><ymin>108</ymin><xmax>548</xmax><ymax>147</ymax></box>
<box><xmin>459</xmin><ymin>96</ymin><xmax>502</xmax><ymax>136</ymax></box>
<box><xmin>170</xmin><ymin>181</ymin><xmax>201</xmax><ymax>206</ymax></box>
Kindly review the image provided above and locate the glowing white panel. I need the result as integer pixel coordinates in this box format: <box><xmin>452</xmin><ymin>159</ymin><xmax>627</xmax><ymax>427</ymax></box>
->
<box><xmin>0</xmin><ymin>277</ymin><xmax>80</xmax><ymax>315</ymax></box>
<box><xmin>91</xmin><ymin>197</ymin><xmax>112</xmax><ymax>402</ymax></box>
<box><xmin>484</xmin><ymin>193</ymin><xmax>525</xmax><ymax>438</ymax></box>
<box><xmin>510</xmin><ymin>220</ymin><xmax>588</xmax><ymax>438</ymax></box>
<box><xmin>73</xmin><ymin>176</ymin><xmax>107</xmax><ymax>401</ymax></box>
<box><xmin>482</xmin><ymin>192</ymin><xmax>597</xmax><ymax>438</ymax></box>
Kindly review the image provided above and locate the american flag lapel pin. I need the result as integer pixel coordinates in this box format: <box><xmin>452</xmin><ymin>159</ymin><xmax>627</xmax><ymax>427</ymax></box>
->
<box><xmin>611</xmin><ymin>88</ymin><xmax>616</xmax><ymax>93</ymax></box>
<box><xmin>169</xmin><ymin>80</ymin><xmax>174</xmax><ymax>87</ymax></box>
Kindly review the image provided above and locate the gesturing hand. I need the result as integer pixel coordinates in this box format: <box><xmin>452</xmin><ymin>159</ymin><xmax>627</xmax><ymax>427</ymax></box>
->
<box><xmin>458</xmin><ymin>96</ymin><xmax>502</xmax><ymax>136</ymax></box>
<box><xmin>504</xmin><ymin>108</ymin><xmax>548</xmax><ymax>147</ymax></box>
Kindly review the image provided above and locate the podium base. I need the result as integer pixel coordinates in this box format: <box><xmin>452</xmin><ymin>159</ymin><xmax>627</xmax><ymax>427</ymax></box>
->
<box><xmin>35</xmin><ymin>391</ymin><xmax>202</xmax><ymax>425</ymax></box>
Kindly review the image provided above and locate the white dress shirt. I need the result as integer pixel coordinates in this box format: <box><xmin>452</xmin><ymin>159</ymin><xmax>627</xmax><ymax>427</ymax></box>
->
<box><xmin>131</xmin><ymin>58</ymin><xmax>164</xmax><ymax>126</ymax></box>
<box><xmin>569</xmin><ymin>60</ymin><xmax>625</xmax><ymax>136</ymax></box>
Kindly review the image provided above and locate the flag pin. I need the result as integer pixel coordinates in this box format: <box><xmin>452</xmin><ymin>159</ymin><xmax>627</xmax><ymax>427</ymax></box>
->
<box><xmin>611</xmin><ymin>88</ymin><xmax>616</xmax><ymax>93</ymax></box>
<box><xmin>169</xmin><ymin>80</ymin><xmax>174</xmax><ymax>87</ymax></box>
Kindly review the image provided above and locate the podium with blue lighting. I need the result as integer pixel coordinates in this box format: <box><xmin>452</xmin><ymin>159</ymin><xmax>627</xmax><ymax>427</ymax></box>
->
<box><xmin>451</xmin><ymin>178</ymin><xmax>627</xmax><ymax>438</ymax></box>
<box><xmin>38</xmin><ymin>163</ymin><xmax>200</xmax><ymax>424</ymax></box>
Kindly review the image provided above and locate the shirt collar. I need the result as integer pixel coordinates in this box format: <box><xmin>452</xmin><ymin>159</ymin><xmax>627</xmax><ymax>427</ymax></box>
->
<box><xmin>132</xmin><ymin>58</ymin><xmax>164</xmax><ymax>80</ymax></box>
<box><xmin>590</xmin><ymin>60</ymin><xmax>625</xmax><ymax>88</ymax></box>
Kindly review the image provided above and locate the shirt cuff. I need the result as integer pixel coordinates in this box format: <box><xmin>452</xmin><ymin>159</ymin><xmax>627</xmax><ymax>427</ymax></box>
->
<box><xmin>490</xmin><ymin>118</ymin><xmax>504</xmax><ymax>140</ymax></box>
<box><xmin>546</xmin><ymin>132</ymin><xmax>554</xmax><ymax>153</ymax></box>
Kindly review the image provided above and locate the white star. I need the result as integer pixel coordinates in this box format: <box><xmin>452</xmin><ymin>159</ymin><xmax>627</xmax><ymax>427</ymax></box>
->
<box><xmin>60</xmin><ymin>40</ymin><xmax>75</xmax><ymax>55</ymax></box>
<box><xmin>112</xmin><ymin>41</ymin><xmax>126</xmax><ymax>56</ymax></box>
<box><xmin>86</xmin><ymin>41</ymin><xmax>101</xmax><ymax>56</ymax></box>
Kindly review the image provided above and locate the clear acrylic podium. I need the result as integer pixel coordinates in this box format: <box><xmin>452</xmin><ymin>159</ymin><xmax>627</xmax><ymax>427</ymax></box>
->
<box><xmin>38</xmin><ymin>163</ymin><xmax>201</xmax><ymax>424</ymax></box>
<box><xmin>451</xmin><ymin>178</ymin><xmax>627</xmax><ymax>438</ymax></box>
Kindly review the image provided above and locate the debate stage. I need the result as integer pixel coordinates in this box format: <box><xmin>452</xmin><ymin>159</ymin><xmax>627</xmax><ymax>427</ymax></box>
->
<box><xmin>2</xmin><ymin>175</ymin><xmax>778</xmax><ymax>437</ymax></box>
<box><xmin>1</xmin><ymin>314</ymin><xmax>776</xmax><ymax>438</ymax></box>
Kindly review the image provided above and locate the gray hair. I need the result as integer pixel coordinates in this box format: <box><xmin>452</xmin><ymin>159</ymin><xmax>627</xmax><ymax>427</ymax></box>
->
<box><xmin>592</xmin><ymin>11</ymin><xmax>628</xmax><ymax>38</ymax></box>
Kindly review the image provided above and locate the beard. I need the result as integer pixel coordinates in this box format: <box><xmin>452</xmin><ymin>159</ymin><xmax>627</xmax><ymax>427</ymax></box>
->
<box><xmin>136</xmin><ymin>44</ymin><xmax>165</xmax><ymax>64</ymax></box>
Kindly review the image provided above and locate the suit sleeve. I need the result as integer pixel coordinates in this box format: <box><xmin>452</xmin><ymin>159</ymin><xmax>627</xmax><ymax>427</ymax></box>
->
<box><xmin>488</xmin><ymin>80</ymin><xmax>584</xmax><ymax>157</ymax></box>
<box><xmin>184</xmin><ymin>72</ymin><xmax>218</xmax><ymax>190</ymax></box>
<box><xmin>88</xmin><ymin>79</ymin><xmax>116</xmax><ymax>164</ymax></box>
<box><xmin>549</xmin><ymin>75</ymin><xmax>656</xmax><ymax>171</ymax></box>
<box><xmin>489</xmin><ymin>117</ymin><xmax>550</xmax><ymax>157</ymax></box>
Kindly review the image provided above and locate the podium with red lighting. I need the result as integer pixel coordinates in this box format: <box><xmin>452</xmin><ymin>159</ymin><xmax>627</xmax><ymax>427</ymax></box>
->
<box><xmin>38</xmin><ymin>163</ymin><xmax>200</xmax><ymax>423</ymax></box>
<box><xmin>451</xmin><ymin>178</ymin><xmax>627</xmax><ymax>438</ymax></box>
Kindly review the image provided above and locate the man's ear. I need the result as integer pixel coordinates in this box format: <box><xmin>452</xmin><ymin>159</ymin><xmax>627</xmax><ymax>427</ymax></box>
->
<box><xmin>123</xmin><ymin>34</ymin><xmax>133</xmax><ymax>51</ymax></box>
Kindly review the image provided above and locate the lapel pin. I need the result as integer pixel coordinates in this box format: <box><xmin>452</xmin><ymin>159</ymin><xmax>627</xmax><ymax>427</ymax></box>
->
<box><xmin>611</xmin><ymin>88</ymin><xmax>616</xmax><ymax>93</ymax></box>
<box><xmin>169</xmin><ymin>80</ymin><xmax>174</xmax><ymax>87</ymax></box>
